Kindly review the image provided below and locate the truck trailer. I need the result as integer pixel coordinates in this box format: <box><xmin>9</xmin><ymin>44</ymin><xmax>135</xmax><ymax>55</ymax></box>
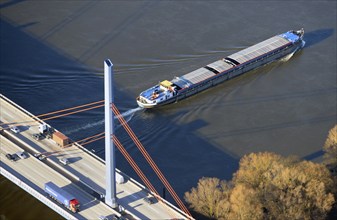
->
<box><xmin>52</xmin><ymin>131</ymin><xmax>70</xmax><ymax>148</ymax></box>
<box><xmin>44</xmin><ymin>182</ymin><xmax>80</xmax><ymax>213</ymax></box>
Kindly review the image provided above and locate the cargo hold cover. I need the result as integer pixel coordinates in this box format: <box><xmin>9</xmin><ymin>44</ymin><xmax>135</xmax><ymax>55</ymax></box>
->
<box><xmin>228</xmin><ymin>35</ymin><xmax>290</xmax><ymax>64</ymax></box>
<box><xmin>207</xmin><ymin>60</ymin><xmax>233</xmax><ymax>73</ymax></box>
<box><xmin>181</xmin><ymin>67</ymin><xmax>216</xmax><ymax>85</ymax></box>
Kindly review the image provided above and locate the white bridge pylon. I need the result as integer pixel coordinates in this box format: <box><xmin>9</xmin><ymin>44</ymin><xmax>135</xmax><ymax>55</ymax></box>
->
<box><xmin>104</xmin><ymin>59</ymin><xmax>117</xmax><ymax>208</ymax></box>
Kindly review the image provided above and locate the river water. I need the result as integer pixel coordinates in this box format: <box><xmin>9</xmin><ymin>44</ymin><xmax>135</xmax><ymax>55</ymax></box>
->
<box><xmin>0</xmin><ymin>1</ymin><xmax>336</xmax><ymax>219</ymax></box>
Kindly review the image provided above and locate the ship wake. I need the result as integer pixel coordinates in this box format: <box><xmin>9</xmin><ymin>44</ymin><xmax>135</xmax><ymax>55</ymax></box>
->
<box><xmin>65</xmin><ymin>107</ymin><xmax>143</xmax><ymax>135</ymax></box>
<box><xmin>280</xmin><ymin>52</ymin><xmax>295</xmax><ymax>62</ymax></box>
<box><xmin>280</xmin><ymin>41</ymin><xmax>305</xmax><ymax>62</ymax></box>
<box><xmin>114</xmin><ymin>107</ymin><xmax>143</xmax><ymax>127</ymax></box>
<box><xmin>115</xmin><ymin>107</ymin><xmax>143</xmax><ymax>119</ymax></box>
<box><xmin>65</xmin><ymin>119</ymin><xmax>105</xmax><ymax>135</ymax></box>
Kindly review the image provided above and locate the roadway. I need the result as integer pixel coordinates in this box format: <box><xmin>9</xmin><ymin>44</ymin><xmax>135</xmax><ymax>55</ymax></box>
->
<box><xmin>0</xmin><ymin>95</ymin><xmax>187</xmax><ymax>219</ymax></box>
<box><xmin>0</xmin><ymin>134</ymin><xmax>119</xmax><ymax>219</ymax></box>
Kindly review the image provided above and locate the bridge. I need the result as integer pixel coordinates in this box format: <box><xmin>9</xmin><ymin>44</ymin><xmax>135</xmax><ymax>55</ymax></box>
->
<box><xmin>0</xmin><ymin>90</ymin><xmax>192</xmax><ymax>219</ymax></box>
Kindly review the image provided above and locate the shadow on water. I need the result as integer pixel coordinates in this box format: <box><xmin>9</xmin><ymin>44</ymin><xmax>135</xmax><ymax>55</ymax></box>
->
<box><xmin>114</xmin><ymin>109</ymin><xmax>239</xmax><ymax>202</ymax></box>
<box><xmin>16</xmin><ymin>22</ymin><xmax>39</xmax><ymax>29</ymax></box>
<box><xmin>0</xmin><ymin>18</ymin><xmax>105</xmax><ymax>108</ymax></box>
<box><xmin>302</xmin><ymin>150</ymin><xmax>324</xmax><ymax>161</ymax></box>
<box><xmin>204</xmin><ymin>115</ymin><xmax>335</xmax><ymax>139</ymax></box>
<box><xmin>151</xmin><ymin>87</ymin><xmax>337</xmax><ymax>112</ymax></box>
<box><xmin>40</xmin><ymin>1</ymin><xmax>99</xmax><ymax>40</ymax></box>
<box><xmin>304</xmin><ymin>28</ymin><xmax>334</xmax><ymax>48</ymax></box>
<box><xmin>0</xmin><ymin>0</ymin><xmax>24</xmax><ymax>9</ymax></box>
<box><xmin>79</xmin><ymin>1</ymin><xmax>157</xmax><ymax>62</ymax></box>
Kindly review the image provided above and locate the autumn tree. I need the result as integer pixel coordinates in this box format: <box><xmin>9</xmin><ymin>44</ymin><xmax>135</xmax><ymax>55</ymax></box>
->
<box><xmin>184</xmin><ymin>177</ymin><xmax>231</xmax><ymax>219</ymax></box>
<box><xmin>228</xmin><ymin>184</ymin><xmax>263</xmax><ymax>220</ymax></box>
<box><xmin>322</xmin><ymin>124</ymin><xmax>337</xmax><ymax>219</ymax></box>
<box><xmin>234</xmin><ymin>152</ymin><xmax>335</xmax><ymax>220</ymax></box>
<box><xmin>185</xmin><ymin>152</ymin><xmax>335</xmax><ymax>220</ymax></box>
<box><xmin>323</xmin><ymin>125</ymin><xmax>337</xmax><ymax>172</ymax></box>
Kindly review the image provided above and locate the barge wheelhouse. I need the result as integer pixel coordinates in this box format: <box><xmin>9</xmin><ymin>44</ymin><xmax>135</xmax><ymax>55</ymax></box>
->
<box><xmin>137</xmin><ymin>29</ymin><xmax>304</xmax><ymax>109</ymax></box>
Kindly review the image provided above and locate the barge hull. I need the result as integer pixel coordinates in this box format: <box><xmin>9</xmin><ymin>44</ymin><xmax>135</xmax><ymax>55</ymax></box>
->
<box><xmin>155</xmin><ymin>42</ymin><xmax>303</xmax><ymax>108</ymax></box>
<box><xmin>137</xmin><ymin>29</ymin><xmax>304</xmax><ymax>109</ymax></box>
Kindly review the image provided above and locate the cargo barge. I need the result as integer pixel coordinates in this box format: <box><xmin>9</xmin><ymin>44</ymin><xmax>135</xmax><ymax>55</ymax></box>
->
<box><xmin>137</xmin><ymin>29</ymin><xmax>305</xmax><ymax>109</ymax></box>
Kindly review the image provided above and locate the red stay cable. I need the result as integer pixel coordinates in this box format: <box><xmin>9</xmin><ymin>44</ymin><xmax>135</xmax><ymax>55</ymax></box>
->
<box><xmin>111</xmin><ymin>104</ymin><xmax>192</xmax><ymax>218</ymax></box>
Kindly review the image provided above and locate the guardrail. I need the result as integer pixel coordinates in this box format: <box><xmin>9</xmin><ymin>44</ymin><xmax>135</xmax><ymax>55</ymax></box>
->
<box><xmin>0</xmin><ymin>94</ymin><xmax>45</xmax><ymax>125</ymax></box>
<box><xmin>0</xmin><ymin>166</ymin><xmax>77</xmax><ymax>220</ymax></box>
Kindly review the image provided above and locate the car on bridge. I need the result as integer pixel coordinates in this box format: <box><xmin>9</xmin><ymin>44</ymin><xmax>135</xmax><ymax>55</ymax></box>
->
<box><xmin>34</xmin><ymin>153</ymin><xmax>46</xmax><ymax>161</ymax></box>
<box><xmin>143</xmin><ymin>196</ymin><xmax>156</xmax><ymax>205</ymax></box>
<box><xmin>10</xmin><ymin>126</ymin><xmax>20</xmax><ymax>133</ymax></box>
<box><xmin>16</xmin><ymin>151</ymin><xmax>28</xmax><ymax>159</ymax></box>
<box><xmin>59</xmin><ymin>157</ymin><xmax>69</xmax><ymax>166</ymax></box>
<box><xmin>32</xmin><ymin>133</ymin><xmax>43</xmax><ymax>140</ymax></box>
<box><xmin>6</xmin><ymin>153</ymin><xmax>20</xmax><ymax>161</ymax></box>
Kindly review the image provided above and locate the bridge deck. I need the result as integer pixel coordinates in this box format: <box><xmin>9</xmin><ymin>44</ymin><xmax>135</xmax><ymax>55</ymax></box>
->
<box><xmin>0</xmin><ymin>134</ymin><xmax>118</xmax><ymax>219</ymax></box>
<box><xmin>0</xmin><ymin>94</ymin><xmax>187</xmax><ymax>219</ymax></box>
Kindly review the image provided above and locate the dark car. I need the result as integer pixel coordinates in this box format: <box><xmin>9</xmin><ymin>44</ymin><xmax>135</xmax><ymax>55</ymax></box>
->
<box><xmin>32</xmin><ymin>133</ymin><xmax>43</xmax><ymax>140</ymax></box>
<box><xmin>112</xmin><ymin>215</ymin><xmax>127</xmax><ymax>220</ymax></box>
<box><xmin>6</xmin><ymin>154</ymin><xmax>14</xmax><ymax>160</ymax></box>
<box><xmin>143</xmin><ymin>196</ymin><xmax>156</xmax><ymax>205</ymax></box>
<box><xmin>6</xmin><ymin>153</ymin><xmax>20</xmax><ymax>161</ymax></box>
<box><xmin>12</xmin><ymin>153</ymin><xmax>20</xmax><ymax>161</ymax></box>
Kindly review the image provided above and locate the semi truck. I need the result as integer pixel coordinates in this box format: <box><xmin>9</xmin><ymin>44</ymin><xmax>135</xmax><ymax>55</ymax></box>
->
<box><xmin>44</xmin><ymin>182</ymin><xmax>80</xmax><ymax>213</ymax></box>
